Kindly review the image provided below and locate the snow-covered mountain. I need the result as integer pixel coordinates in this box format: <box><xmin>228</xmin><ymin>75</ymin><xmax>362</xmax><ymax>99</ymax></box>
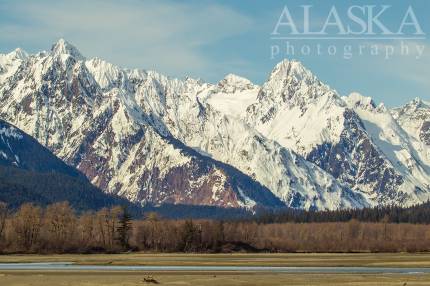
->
<box><xmin>391</xmin><ymin>98</ymin><xmax>430</xmax><ymax>164</ymax></box>
<box><xmin>0</xmin><ymin>39</ymin><xmax>428</xmax><ymax>210</ymax></box>
<box><xmin>343</xmin><ymin>93</ymin><xmax>430</xmax><ymax>203</ymax></box>
<box><xmin>0</xmin><ymin>40</ymin><xmax>287</xmax><ymax>209</ymax></box>
<box><xmin>242</xmin><ymin>59</ymin><xmax>430</xmax><ymax>206</ymax></box>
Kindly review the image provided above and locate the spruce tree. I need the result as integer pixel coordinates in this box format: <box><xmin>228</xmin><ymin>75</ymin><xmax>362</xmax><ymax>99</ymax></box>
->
<box><xmin>117</xmin><ymin>206</ymin><xmax>132</xmax><ymax>250</ymax></box>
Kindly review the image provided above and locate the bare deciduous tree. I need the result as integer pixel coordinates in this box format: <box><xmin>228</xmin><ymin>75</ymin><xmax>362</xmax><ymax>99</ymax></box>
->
<box><xmin>13</xmin><ymin>203</ymin><xmax>42</xmax><ymax>251</ymax></box>
<box><xmin>0</xmin><ymin>202</ymin><xmax>8</xmax><ymax>240</ymax></box>
<box><xmin>96</xmin><ymin>206</ymin><xmax>122</xmax><ymax>250</ymax></box>
<box><xmin>44</xmin><ymin>202</ymin><xmax>77</xmax><ymax>251</ymax></box>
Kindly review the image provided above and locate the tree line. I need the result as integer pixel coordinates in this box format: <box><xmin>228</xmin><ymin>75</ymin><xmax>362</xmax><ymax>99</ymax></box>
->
<box><xmin>0</xmin><ymin>201</ymin><xmax>430</xmax><ymax>253</ymax></box>
<box><xmin>254</xmin><ymin>201</ymin><xmax>430</xmax><ymax>224</ymax></box>
<box><xmin>0</xmin><ymin>202</ymin><xmax>132</xmax><ymax>253</ymax></box>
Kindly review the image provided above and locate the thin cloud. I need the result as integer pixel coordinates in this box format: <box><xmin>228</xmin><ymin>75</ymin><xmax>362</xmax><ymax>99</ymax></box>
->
<box><xmin>368</xmin><ymin>40</ymin><xmax>429</xmax><ymax>89</ymax></box>
<box><xmin>0</xmin><ymin>0</ymin><xmax>253</xmax><ymax>81</ymax></box>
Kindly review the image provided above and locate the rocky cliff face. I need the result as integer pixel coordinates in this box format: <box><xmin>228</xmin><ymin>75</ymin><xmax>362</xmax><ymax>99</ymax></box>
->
<box><xmin>392</xmin><ymin>98</ymin><xmax>430</xmax><ymax>157</ymax></box>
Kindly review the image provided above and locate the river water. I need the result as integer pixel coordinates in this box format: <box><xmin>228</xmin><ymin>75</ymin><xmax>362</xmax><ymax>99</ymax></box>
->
<box><xmin>0</xmin><ymin>263</ymin><xmax>429</xmax><ymax>274</ymax></box>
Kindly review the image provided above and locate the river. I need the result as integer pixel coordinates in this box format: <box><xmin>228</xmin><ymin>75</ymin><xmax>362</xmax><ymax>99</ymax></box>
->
<box><xmin>0</xmin><ymin>263</ymin><xmax>429</xmax><ymax>274</ymax></box>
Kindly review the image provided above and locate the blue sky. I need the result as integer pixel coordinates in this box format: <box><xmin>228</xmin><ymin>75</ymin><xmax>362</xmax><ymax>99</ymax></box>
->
<box><xmin>0</xmin><ymin>0</ymin><xmax>428</xmax><ymax>107</ymax></box>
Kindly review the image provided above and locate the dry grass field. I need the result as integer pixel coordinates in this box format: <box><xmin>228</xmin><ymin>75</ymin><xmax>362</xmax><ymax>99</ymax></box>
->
<box><xmin>1</xmin><ymin>253</ymin><xmax>430</xmax><ymax>285</ymax></box>
<box><xmin>0</xmin><ymin>271</ymin><xmax>429</xmax><ymax>286</ymax></box>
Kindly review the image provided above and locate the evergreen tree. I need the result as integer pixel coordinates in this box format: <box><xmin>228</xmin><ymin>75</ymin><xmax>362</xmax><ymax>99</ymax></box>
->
<box><xmin>180</xmin><ymin>219</ymin><xmax>202</xmax><ymax>252</ymax></box>
<box><xmin>116</xmin><ymin>206</ymin><xmax>132</xmax><ymax>250</ymax></box>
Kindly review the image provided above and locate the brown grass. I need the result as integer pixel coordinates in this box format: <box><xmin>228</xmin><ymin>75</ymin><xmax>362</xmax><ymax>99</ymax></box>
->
<box><xmin>0</xmin><ymin>271</ymin><xmax>429</xmax><ymax>286</ymax></box>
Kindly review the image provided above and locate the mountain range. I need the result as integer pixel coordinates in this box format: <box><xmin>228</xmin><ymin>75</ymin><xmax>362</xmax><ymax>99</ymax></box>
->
<box><xmin>0</xmin><ymin>39</ymin><xmax>428</xmax><ymax>211</ymax></box>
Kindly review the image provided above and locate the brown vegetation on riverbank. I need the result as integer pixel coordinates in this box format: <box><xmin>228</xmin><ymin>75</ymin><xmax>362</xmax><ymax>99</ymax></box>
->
<box><xmin>0</xmin><ymin>202</ymin><xmax>429</xmax><ymax>254</ymax></box>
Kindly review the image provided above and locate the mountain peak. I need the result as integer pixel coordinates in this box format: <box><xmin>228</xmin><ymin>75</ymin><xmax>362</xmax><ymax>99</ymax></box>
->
<box><xmin>8</xmin><ymin>48</ymin><xmax>28</xmax><ymax>61</ymax></box>
<box><xmin>222</xmin><ymin>73</ymin><xmax>251</xmax><ymax>84</ymax></box>
<box><xmin>264</xmin><ymin>59</ymin><xmax>325</xmax><ymax>98</ymax></box>
<box><xmin>410</xmin><ymin>97</ymin><xmax>430</xmax><ymax>108</ymax></box>
<box><xmin>268</xmin><ymin>59</ymin><xmax>312</xmax><ymax>82</ymax></box>
<box><xmin>1</xmin><ymin>48</ymin><xmax>28</xmax><ymax>63</ymax></box>
<box><xmin>259</xmin><ymin>58</ymin><xmax>334</xmax><ymax>105</ymax></box>
<box><xmin>51</xmin><ymin>38</ymin><xmax>84</xmax><ymax>60</ymax></box>
<box><xmin>397</xmin><ymin>97</ymin><xmax>430</xmax><ymax>113</ymax></box>
<box><xmin>344</xmin><ymin>92</ymin><xmax>377</xmax><ymax>109</ymax></box>
<box><xmin>217</xmin><ymin>73</ymin><xmax>255</xmax><ymax>92</ymax></box>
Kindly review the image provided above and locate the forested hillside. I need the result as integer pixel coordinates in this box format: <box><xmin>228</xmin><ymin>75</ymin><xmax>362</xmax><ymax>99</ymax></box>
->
<box><xmin>0</xmin><ymin>119</ymin><xmax>139</xmax><ymax>212</ymax></box>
